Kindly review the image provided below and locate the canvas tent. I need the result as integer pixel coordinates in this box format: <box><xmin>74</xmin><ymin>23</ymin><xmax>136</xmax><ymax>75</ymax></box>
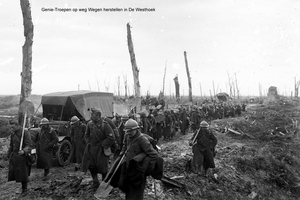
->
<box><xmin>216</xmin><ymin>92</ymin><xmax>230</xmax><ymax>102</ymax></box>
<box><xmin>41</xmin><ymin>90</ymin><xmax>114</xmax><ymax>121</ymax></box>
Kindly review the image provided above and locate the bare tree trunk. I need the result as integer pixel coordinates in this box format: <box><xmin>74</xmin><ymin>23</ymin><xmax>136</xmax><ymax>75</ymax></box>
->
<box><xmin>88</xmin><ymin>80</ymin><xmax>91</xmax><ymax>90</ymax></box>
<box><xmin>127</xmin><ymin>23</ymin><xmax>140</xmax><ymax>97</ymax></box>
<box><xmin>173</xmin><ymin>74</ymin><xmax>180</xmax><ymax>102</ymax></box>
<box><xmin>184</xmin><ymin>51</ymin><xmax>192</xmax><ymax>102</ymax></box>
<box><xmin>227</xmin><ymin>71</ymin><xmax>232</xmax><ymax>97</ymax></box>
<box><xmin>209</xmin><ymin>90</ymin><xmax>213</xmax><ymax>101</ymax></box>
<box><xmin>259</xmin><ymin>83</ymin><xmax>262</xmax><ymax>97</ymax></box>
<box><xmin>199</xmin><ymin>82</ymin><xmax>202</xmax><ymax>98</ymax></box>
<box><xmin>162</xmin><ymin>60</ymin><xmax>167</xmax><ymax>97</ymax></box>
<box><xmin>232</xmin><ymin>80</ymin><xmax>236</xmax><ymax>98</ymax></box>
<box><xmin>117</xmin><ymin>76</ymin><xmax>120</xmax><ymax>97</ymax></box>
<box><xmin>104</xmin><ymin>79</ymin><xmax>110</xmax><ymax>92</ymax></box>
<box><xmin>19</xmin><ymin>0</ymin><xmax>33</xmax><ymax>125</ymax></box>
<box><xmin>295</xmin><ymin>77</ymin><xmax>300</xmax><ymax>98</ymax></box>
<box><xmin>212</xmin><ymin>81</ymin><xmax>216</xmax><ymax>97</ymax></box>
<box><xmin>96</xmin><ymin>79</ymin><xmax>100</xmax><ymax>91</ymax></box>
<box><xmin>235</xmin><ymin>73</ymin><xmax>240</xmax><ymax>99</ymax></box>
<box><xmin>123</xmin><ymin>73</ymin><xmax>128</xmax><ymax>99</ymax></box>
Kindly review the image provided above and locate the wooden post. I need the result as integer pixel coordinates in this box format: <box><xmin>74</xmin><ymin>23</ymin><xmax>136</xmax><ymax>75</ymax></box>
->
<box><xmin>184</xmin><ymin>51</ymin><xmax>192</xmax><ymax>102</ymax></box>
<box><xmin>19</xmin><ymin>0</ymin><xmax>34</xmax><ymax>125</ymax></box>
<box><xmin>127</xmin><ymin>23</ymin><xmax>141</xmax><ymax>98</ymax></box>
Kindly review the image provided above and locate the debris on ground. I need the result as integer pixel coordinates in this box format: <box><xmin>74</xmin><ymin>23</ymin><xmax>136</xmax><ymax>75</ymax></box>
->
<box><xmin>0</xmin><ymin>100</ymin><xmax>300</xmax><ymax>199</ymax></box>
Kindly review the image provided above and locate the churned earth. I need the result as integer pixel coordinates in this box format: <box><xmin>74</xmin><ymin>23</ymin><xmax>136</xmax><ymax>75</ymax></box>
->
<box><xmin>1</xmin><ymin>100</ymin><xmax>300</xmax><ymax>200</ymax></box>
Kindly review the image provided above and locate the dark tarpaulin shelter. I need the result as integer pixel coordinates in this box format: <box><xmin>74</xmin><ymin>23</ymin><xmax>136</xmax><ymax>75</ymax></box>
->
<box><xmin>216</xmin><ymin>92</ymin><xmax>230</xmax><ymax>102</ymax></box>
<box><xmin>41</xmin><ymin>90</ymin><xmax>114</xmax><ymax>121</ymax></box>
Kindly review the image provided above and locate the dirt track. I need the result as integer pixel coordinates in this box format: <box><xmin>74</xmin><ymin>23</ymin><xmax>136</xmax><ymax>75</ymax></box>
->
<box><xmin>1</xmin><ymin>101</ymin><xmax>300</xmax><ymax>200</ymax></box>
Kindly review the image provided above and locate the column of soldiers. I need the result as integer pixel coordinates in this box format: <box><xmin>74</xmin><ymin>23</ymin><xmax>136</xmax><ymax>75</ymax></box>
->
<box><xmin>7</xmin><ymin>101</ymin><xmax>242</xmax><ymax>198</ymax></box>
<box><xmin>190</xmin><ymin>102</ymin><xmax>246</xmax><ymax>122</ymax></box>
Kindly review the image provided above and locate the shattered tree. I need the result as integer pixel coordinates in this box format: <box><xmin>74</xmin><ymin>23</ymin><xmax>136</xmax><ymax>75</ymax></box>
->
<box><xmin>173</xmin><ymin>74</ymin><xmax>180</xmax><ymax>101</ymax></box>
<box><xmin>162</xmin><ymin>61</ymin><xmax>167</xmax><ymax>97</ymax></box>
<box><xmin>123</xmin><ymin>73</ymin><xmax>128</xmax><ymax>99</ymax></box>
<box><xmin>295</xmin><ymin>77</ymin><xmax>300</xmax><ymax>98</ymax></box>
<box><xmin>184</xmin><ymin>51</ymin><xmax>192</xmax><ymax>102</ymax></box>
<box><xmin>18</xmin><ymin>0</ymin><xmax>33</xmax><ymax>125</ymax></box>
<box><xmin>126</xmin><ymin>23</ymin><xmax>141</xmax><ymax>98</ymax></box>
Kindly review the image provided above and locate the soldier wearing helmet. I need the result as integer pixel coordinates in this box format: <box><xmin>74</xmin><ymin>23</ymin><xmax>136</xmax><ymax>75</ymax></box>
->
<box><xmin>7</xmin><ymin>119</ymin><xmax>32</xmax><ymax>193</ymax></box>
<box><xmin>34</xmin><ymin>117</ymin><xmax>58</xmax><ymax>180</ymax></box>
<box><xmin>84</xmin><ymin>108</ymin><xmax>115</xmax><ymax>192</ymax></box>
<box><xmin>118</xmin><ymin>118</ymin><xmax>158</xmax><ymax>200</ymax></box>
<box><xmin>112</xmin><ymin>114</ymin><xmax>129</xmax><ymax>159</ymax></box>
<box><xmin>70</xmin><ymin>116</ymin><xmax>86</xmax><ymax>171</ymax></box>
<box><xmin>190</xmin><ymin>105</ymin><xmax>200</xmax><ymax>132</ymax></box>
<box><xmin>189</xmin><ymin>120</ymin><xmax>217</xmax><ymax>177</ymax></box>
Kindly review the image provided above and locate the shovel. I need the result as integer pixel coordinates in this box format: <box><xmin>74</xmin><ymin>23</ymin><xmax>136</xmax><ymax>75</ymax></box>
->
<box><xmin>94</xmin><ymin>153</ymin><xmax>126</xmax><ymax>199</ymax></box>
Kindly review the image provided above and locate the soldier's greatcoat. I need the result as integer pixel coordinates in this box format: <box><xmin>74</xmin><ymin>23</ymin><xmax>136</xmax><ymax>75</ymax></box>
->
<box><xmin>35</xmin><ymin>127</ymin><xmax>58</xmax><ymax>169</ymax></box>
<box><xmin>191</xmin><ymin>128</ymin><xmax>217</xmax><ymax>171</ymax></box>
<box><xmin>71</xmin><ymin>122</ymin><xmax>86</xmax><ymax>164</ymax></box>
<box><xmin>85</xmin><ymin>120</ymin><xmax>114</xmax><ymax>174</ymax></box>
<box><xmin>7</xmin><ymin>128</ymin><xmax>32</xmax><ymax>182</ymax></box>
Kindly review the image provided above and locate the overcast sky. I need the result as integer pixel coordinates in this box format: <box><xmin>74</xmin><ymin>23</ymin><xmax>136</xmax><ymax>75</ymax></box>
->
<box><xmin>1</xmin><ymin>0</ymin><xmax>300</xmax><ymax>97</ymax></box>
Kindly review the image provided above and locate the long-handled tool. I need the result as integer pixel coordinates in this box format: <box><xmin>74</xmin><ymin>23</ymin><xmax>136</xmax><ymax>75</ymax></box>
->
<box><xmin>190</xmin><ymin>128</ymin><xmax>200</xmax><ymax>146</ymax></box>
<box><xmin>94</xmin><ymin>153</ymin><xmax>126</xmax><ymax>199</ymax></box>
<box><xmin>19</xmin><ymin>100</ymin><xmax>34</xmax><ymax>152</ymax></box>
<box><xmin>19</xmin><ymin>107</ymin><xmax>28</xmax><ymax>151</ymax></box>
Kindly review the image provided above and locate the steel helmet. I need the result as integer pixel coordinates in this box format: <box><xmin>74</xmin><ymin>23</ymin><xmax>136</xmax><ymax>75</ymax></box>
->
<box><xmin>156</xmin><ymin>105</ymin><xmax>162</xmax><ymax>110</ymax></box>
<box><xmin>121</xmin><ymin>114</ymin><xmax>129</xmax><ymax>122</ymax></box>
<box><xmin>40</xmin><ymin>118</ymin><xmax>49</xmax><ymax>125</ymax></box>
<box><xmin>200</xmin><ymin>121</ymin><xmax>209</xmax><ymax>128</ymax></box>
<box><xmin>70</xmin><ymin>116</ymin><xmax>79</xmax><ymax>125</ymax></box>
<box><xmin>124</xmin><ymin>119</ymin><xmax>139</xmax><ymax>131</ymax></box>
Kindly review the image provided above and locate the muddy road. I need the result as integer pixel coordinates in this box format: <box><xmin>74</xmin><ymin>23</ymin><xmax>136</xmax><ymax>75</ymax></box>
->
<box><xmin>1</xmin><ymin>101</ymin><xmax>300</xmax><ymax>200</ymax></box>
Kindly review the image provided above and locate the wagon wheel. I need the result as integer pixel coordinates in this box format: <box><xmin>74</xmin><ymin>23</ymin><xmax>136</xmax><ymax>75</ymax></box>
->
<box><xmin>56</xmin><ymin>140</ymin><xmax>73</xmax><ymax>166</ymax></box>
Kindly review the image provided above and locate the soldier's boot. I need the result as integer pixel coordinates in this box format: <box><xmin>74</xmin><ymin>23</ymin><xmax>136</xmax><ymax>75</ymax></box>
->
<box><xmin>43</xmin><ymin>169</ymin><xmax>50</xmax><ymax>181</ymax></box>
<box><xmin>44</xmin><ymin>168</ymin><xmax>50</xmax><ymax>177</ymax></box>
<box><xmin>202</xmin><ymin>167</ymin><xmax>208</xmax><ymax>177</ymax></box>
<box><xmin>75</xmin><ymin>163</ymin><xmax>81</xmax><ymax>171</ymax></box>
<box><xmin>21</xmin><ymin>182</ymin><xmax>28</xmax><ymax>193</ymax></box>
<box><xmin>91</xmin><ymin>173</ymin><xmax>100</xmax><ymax>192</ymax></box>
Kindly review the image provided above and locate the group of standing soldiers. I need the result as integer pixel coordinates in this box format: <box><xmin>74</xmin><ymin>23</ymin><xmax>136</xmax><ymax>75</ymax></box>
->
<box><xmin>7</xmin><ymin>101</ymin><xmax>234</xmax><ymax>198</ymax></box>
<box><xmin>7</xmin><ymin>117</ymin><xmax>59</xmax><ymax>194</ymax></box>
<box><xmin>125</xmin><ymin>101</ymin><xmax>246</xmax><ymax>144</ymax></box>
<box><xmin>7</xmin><ymin>108</ymin><xmax>160</xmax><ymax>200</ymax></box>
<box><xmin>192</xmin><ymin>102</ymin><xmax>247</xmax><ymax>122</ymax></box>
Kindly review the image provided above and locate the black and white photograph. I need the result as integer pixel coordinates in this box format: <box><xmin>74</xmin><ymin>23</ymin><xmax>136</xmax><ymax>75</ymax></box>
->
<box><xmin>0</xmin><ymin>0</ymin><xmax>300</xmax><ymax>199</ymax></box>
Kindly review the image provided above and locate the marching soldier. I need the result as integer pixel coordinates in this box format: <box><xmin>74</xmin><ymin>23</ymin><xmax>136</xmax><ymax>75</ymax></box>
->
<box><xmin>119</xmin><ymin>119</ymin><xmax>158</xmax><ymax>200</ymax></box>
<box><xmin>35</xmin><ymin>118</ymin><xmax>58</xmax><ymax>180</ymax></box>
<box><xmin>7</xmin><ymin>119</ymin><xmax>32</xmax><ymax>194</ymax></box>
<box><xmin>84</xmin><ymin>108</ymin><xmax>115</xmax><ymax>191</ymax></box>
<box><xmin>70</xmin><ymin>116</ymin><xmax>86</xmax><ymax>171</ymax></box>
<box><xmin>189</xmin><ymin>121</ymin><xmax>217</xmax><ymax>176</ymax></box>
